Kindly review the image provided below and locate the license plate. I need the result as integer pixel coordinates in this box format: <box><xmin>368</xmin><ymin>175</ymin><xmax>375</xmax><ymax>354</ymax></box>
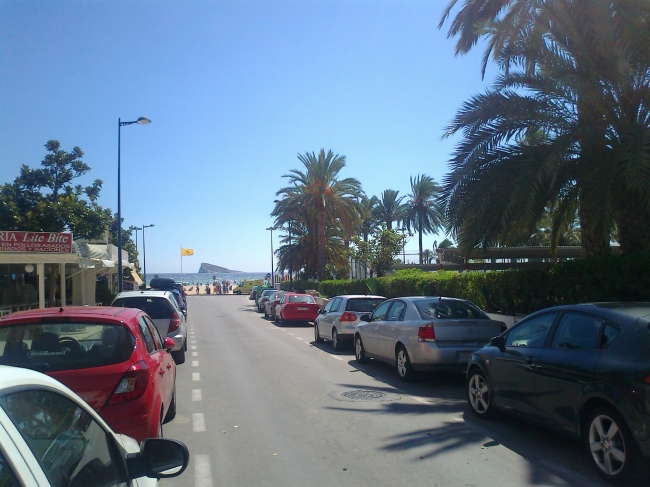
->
<box><xmin>297</xmin><ymin>307</ymin><xmax>309</xmax><ymax>311</ymax></box>
<box><xmin>456</xmin><ymin>352</ymin><xmax>472</xmax><ymax>362</ymax></box>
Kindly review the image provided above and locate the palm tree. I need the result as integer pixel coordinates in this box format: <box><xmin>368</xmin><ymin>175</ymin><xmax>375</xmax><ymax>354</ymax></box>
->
<box><xmin>357</xmin><ymin>195</ymin><xmax>379</xmax><ymax>242</ymax></box>
<box><xmin>404</xmin><ymin>175</ymin><xmax>445</xmax><ymax>264</ymax></box>
<box><xmin>272</xmin><ymin>149</ymin><xmax>363</xmax><ymax>278</ymax></box>
<box><xmin>439</xmin><ymin>0</ymin><xmax>650</xmax><ymax>255</ymax></box>
<box><xmin>373</xmin><ymin>189</ymin><xmax>406</xmax><ymax>230</ymax></box>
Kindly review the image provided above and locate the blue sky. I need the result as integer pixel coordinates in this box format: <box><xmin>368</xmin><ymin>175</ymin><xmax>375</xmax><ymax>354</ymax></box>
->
<box><xmin>0</xmin><ymin>0</ymin><xmax>492</xmax><ymax>273</ymax></box>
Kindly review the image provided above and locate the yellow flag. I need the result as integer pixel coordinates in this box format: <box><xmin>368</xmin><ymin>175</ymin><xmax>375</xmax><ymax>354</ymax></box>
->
<box><xmin>181</xmin><ymin>248</ymin><xmax>194</xmax><ymax>256</ymax></box>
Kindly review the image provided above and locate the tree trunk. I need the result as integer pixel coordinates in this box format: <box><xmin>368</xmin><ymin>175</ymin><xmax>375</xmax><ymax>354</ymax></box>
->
<box><xmin>317</xmin><ymin>206</ymin><xmax>327</xmax><ymax>278</ymax></box>
<box><xmin>418</xmin><ymin>215</ymin><xmax>423</xmax><ymax>264</ymax></box>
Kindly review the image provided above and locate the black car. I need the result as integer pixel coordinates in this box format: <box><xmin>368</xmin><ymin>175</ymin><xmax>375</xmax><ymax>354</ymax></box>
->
<box><xmin>466</xmin><ymin>303</ymin><xmax>650</xmax><ymax>485</ymax></box>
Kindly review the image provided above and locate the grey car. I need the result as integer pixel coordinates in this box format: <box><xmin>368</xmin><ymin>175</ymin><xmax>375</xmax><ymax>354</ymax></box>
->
<box><xmin>354</xmin><ymin>296</ymin><xmax>507</xmax><ymax>381</ymax></box>
<box><xmin>314</xmin><ymin>295</ymin><xmax>386</xmax><ymax>351</ymax></box>
<box><xmin>112</xmin><ymin>290</ymin><xmax>188</xmax><ymax>365</ymax></box>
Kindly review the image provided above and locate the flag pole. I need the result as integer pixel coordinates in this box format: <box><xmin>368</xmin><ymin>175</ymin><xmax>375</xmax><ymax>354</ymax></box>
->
<box><xmin>180</xmin><ymin>246</ymin><xmax>183</xmax><ymax>286</ymax></box>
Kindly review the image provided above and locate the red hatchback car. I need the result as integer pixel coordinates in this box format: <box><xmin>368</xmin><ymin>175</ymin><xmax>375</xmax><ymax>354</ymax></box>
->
<box><xmin>0</xmin><ymin>306</ymin><xmax>176</xmax><ymax>442</ymax></box>
<box><xmin>275</xmin><ymin>293</ymin><xmax>320</xmax><ymax>324</ymax></box>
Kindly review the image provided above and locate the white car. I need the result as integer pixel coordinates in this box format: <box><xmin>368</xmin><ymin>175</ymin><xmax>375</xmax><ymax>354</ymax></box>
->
<box><xmin>354</xmin><ymin>296</ymin><xmax>507</xmax><ymax>381</ymax></box>
<box><xmin>0</xmin><ymin>364</ymin><xmax>189</xmax><ymax>487</ymax></box>
<box><xmin>112</xmin><ymin>291</ymin><xmax>188</xmax><ymax>364</ymax></box>
<box><xmin>314</xmin><ymin>295</ymin><xmax>386</xmax><ymax>351</ymax></box>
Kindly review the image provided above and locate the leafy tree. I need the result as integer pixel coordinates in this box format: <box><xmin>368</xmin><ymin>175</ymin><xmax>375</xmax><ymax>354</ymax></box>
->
<box><xmin>439</xmin><ymin>0</ymin><xmax>650</xmax><ymax>256</ymax></box>
<box><xmin>438</xmin><ymin>238</ymin><xmax>455</xmax><ymax>249</ymax></box>
<box><xmin>372</xmin><ymin>189</ymin><xmax>406</xmax><ymax>230</ymax></box>
<box><xmin>272</xmin><ymin>149</ymin><xmax>364</xmax><ymax>278</ymax></box>
<box><xmin>404</xmin><ymin>175</ymin><xmax>445</xmax><ymax>264</ymax></box>
<box><xmin>352</xmin><ymin>226</ymin><xmax>403</xmax><ymax>277</ymax></box>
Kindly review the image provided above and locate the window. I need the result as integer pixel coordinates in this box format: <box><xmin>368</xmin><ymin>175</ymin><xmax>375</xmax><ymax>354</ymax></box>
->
<box><xmin>0</xmin><ymin>390</ymin><xmax>124</xmax><ymax>487</ymax></box>
<box><xmin>387</xmin><ymin>301</ymin><xmax>406</xmax><ymax>321</ymax></box>
<box><xmin>414</xmin><ymin>299</ymin><xmax>488</xmax><ymax>320</ymax></box>
<box><xmin>506</xmin><ymin>313</ymin><xmax>557</xmax><ymax>347</ymax></box>
<box><xmin>323</xmin><ymin>299</ymin><xmax>336</xmax><ymax>313</ymax></box>
<box><xmin>288</xmin><ymin>295</ymin><xmax>315</xmax><ymax>304</ymax></box>
<box><xmin>0</xmin><ymin>449</ymin><xmax>19</xmax><ymax>487</ymax></box>
<box><xmin>600</xmin><ymin>323</ymin><xmax>621</xmax><ymax>348</ymax></box>
<box><xmin>113</xmin><ymin>297</ymin><xmax>172</xmax><ymax>320</ymax></box>
<box><xmin>346</xmin><ymin>298</ymin><xmax>385</xmax><ymax>313</ymax></box>
<box><xmin>138</xmin><ymin>317</ymin><xmax>156</xmax><ymax>354</ymax></box>
<box><xmin>329</xmin><ymin>298</ymin><xmax>341</xmax><ymax>312</ymax></box>
<box><xmin>144</xmin><ymin>316</ymin><xmax>163</xmax><ymax>350</ymax></box>
<box><xmin>0</xmin><ymin>324</ymin><xmax>134</xmax><ymax>371</ymax></box>
<box><xmin>550</xmin><ymin>312</ymin><xmax>603</xmax><ymax>350</ymax></box>
<box><xmin>371</xmin><ymin>301</ymin><xmax>393</xmax><ymax>322</ymax></box>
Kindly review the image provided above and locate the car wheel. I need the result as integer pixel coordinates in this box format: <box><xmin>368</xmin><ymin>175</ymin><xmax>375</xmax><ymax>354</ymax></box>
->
<box><xmin>396</xmin><ymin>345</ymin><xmax>414</xmax><ymax>382</ymax></box>
<box><xmin>467</xmin><ymin>368</ymin><xmax>495</xmax><ymax>418</ymax></box>
<box><xmin>171</xmin><ymin>347</ymin><xmax>186</xmax><ymax>365</ymax></box>
<box><xmin>332</xmin><ymin>328</ymin><xmax>341</xmax><ymax>351</ymax></box>
<box><xmin>585</xmin><ymin>406</ymin><xmax>642</xmax><ymax>484</ymax></box>
<box><xmin>355</xmin><ymin>335</ymin><xmax>368</xmax><ymax>363</ymax></box>
<box><xmin>164</xmin><ymin>385</ymin><xmax>177</xmax><ymax>424</ymax></box>
<box><xmin>314</xmin><ymin>323</ymin><xmax>323</xmax><ymax>343</ymax></box>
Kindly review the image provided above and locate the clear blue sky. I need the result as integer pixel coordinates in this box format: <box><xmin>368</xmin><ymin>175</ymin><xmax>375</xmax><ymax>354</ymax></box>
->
<box><xmin>1</xmin><ymin>0</ymin><xmax>492</xmax><ymax>273</ymax></box>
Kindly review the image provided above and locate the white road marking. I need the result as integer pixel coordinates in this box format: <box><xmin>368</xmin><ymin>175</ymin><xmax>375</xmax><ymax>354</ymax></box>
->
<box><xmin>191</xmin><ymin>339</ymin><xmax>196</xmax><ymax>344</ymax></box>
<box><xmin>193</xmin><ymin>413</ymin><xmax>206</xmax><ymax>432</ymax></box>
<box><xmin>295</xmin><ymin>337</ymin><xmax>304</xmax><ymax>340</ymax></box>
<box><xmin>331</xmin><ymin>355</ymin><xmax>343</xmax><ymax>360</ymax></box>
<box><xmin>191</xmin><ymin>346</ymin><xmax>197</xmax><ymax>350</ymax></box>
<box><xmin>192</xmin><ymin>372</ymin><xmax>200</xmax><ymax>381</ymax></box>
<box><xmin>192</xmin><ymin>351</ymin><xmax>198</xmax><ymax>356</ymax></box>
<box><xmin>412</xmin><ymin>396</ymin><xmax>430</xmax><ymax>405</ymax></box>
<box><xmin>195</xmin><ymin>454</ymin><xmax>213</xmax><ymax>487</ymax></box>
<box><xmin>288</xmin><ymin>333</ymin><xmax>295</xmax><ymax>336</ymax></box>
<box><xmin>192</xmin><ymin>389</ymin><xmax>202</xmax><ymax>401</ymax></box>
<box><xmin>192</xmin><ymin>361</ymin><xmax>199</xmax><ymax>366</ymax></box>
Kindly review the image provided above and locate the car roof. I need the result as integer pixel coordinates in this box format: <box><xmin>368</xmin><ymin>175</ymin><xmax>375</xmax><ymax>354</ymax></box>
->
<box><xmin>0</xmin><ymin>364</ymin><xmax>73</xmax><ymax>393</ymax></box>
<box><xmin>0</xmin><ymin>306</ymin><xmax>142</xmax><ymax>325</ymax></box>
<box><xmin>114</xmin><ymin>290</ymin><xmax>172</xmax><ymax>298</ymax></box>
<box><xmin>332</xmin><ymin>295</ymin><xmax>386</xmax><ymax>299</ymax></box>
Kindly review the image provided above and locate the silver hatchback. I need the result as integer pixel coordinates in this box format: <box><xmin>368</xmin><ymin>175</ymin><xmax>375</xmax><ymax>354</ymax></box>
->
<box><xmin>354</xmin><ymin>296</ymin><xmax>506</xmax><ymax>381</ymax></box>
<box><xmin>314</xmin><ymin>295</ymin><xmax>386</xmax><ymax>351</ymax></box>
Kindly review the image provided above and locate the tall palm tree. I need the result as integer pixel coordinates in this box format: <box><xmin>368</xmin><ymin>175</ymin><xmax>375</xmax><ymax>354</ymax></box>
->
<box><xmin>373</xmin><ymin>189</ymin><xmax>406</xmax><ymax>230</ymax></box>
<box><xmin>404</xmin><ymin>175</ymin><xmax>445</xmax><ymax>264</ymax></box>
<box><xmin>272</xmin><ymin>149</ymin><xmax>363</xmax><ymax>278</ymax></box>
<box><xmin>440</xmin><ymin>0</ymin><xmax>650</xmax><ymax>255</ymax></box>
<box><xmin>357</xmin><ymin>195</ymin><xmax>379</xmax><ymax>242</ymax></box>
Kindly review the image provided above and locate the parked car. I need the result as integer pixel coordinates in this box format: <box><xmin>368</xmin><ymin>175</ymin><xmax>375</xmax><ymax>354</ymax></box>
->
<box><xmin>275</xmin><ymin>293</ymin><xmax>320</xmax><ymax>325</ymax></box>
<box><xmin>112</xmin><ymin>290</ymin><xmax>188</xmax><ymax>365</ymax></box>
<box><xmin>0</xmin><ymin>364</ymin><xmax>189</xmax><ymax>486</ymax></box>
<box><xmin>249</xmin><ymin>285</ymin><xmax>260</xmax><ymax>301</ymax></box>
<box><xmin>257</xmin><ymin>289</ymin><xmax>277</xmax><ymax>312</ymax></box>
<box><xmin>264</xmin><ymin>291</ymin><xmax>285</xmax><ymax>320</ymax></box>
<box><xmin>314</xmin><ymin>295</ymin><xmax>386</xmax><ymax>351</ymax></box>
<box><xmin>0</xmin><ymin>306</ymin><xmax>178</xmax><ymax>443</ymax></box>
<box><xmin>354</xmin><ymin>296</ymin><xmax>506</xmax><ymax>381</ymax></box>
<box><xmin>466</xmin><ymin>303</ymin><xmax>650</xmax><ymax>484</ymax></box>
<box><xmin>149</xmin><ymin>277</ymin><xmax>187</xmax><ymax>316</ymax></box>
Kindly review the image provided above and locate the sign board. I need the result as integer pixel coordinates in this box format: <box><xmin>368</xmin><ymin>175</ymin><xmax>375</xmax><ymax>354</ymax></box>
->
<box><xmin>0</xmin><ymin>232</ymin><xmax>73</xmax><ymax>253</ymax></box>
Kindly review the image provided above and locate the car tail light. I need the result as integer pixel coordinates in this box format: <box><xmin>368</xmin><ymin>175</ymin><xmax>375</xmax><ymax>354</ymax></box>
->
<box><xmin>340</xmin><ymin>312</ymin><xmax>357</xmax><ymax>322</ymax></box>
<box><xmin>107</xmin><ymin>360</ymin><xmax>149</xmax><ymax>405</ymax></box>
<box><xmin>418</xmin><ymin>323</ymin><xmax>435</xmax><ymax>342</ymax></box>
<box><xmin>169</xmin><ymin>311</ymin><xmax>180</xmax><ymax>333</ymax></box>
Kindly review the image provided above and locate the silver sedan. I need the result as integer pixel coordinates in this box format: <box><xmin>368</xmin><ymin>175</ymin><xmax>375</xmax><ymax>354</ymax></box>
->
<box><xmin>354</xmin><ymin>296</ymin><xmax>506</xmax><ymax>381</ymax></box>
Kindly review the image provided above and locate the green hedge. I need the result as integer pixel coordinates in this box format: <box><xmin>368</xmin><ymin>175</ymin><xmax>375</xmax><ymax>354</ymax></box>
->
<box><xmin>318</xmin><ymin>251</ymin><xmax>650</xmax><ymax>315</ymax></box>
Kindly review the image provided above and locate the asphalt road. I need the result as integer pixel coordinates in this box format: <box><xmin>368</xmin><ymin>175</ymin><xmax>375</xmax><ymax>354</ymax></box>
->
<box><xmin>160</xmin><ymin>295</ymin><xmax>612</xmax><ymax>487</ymax></box>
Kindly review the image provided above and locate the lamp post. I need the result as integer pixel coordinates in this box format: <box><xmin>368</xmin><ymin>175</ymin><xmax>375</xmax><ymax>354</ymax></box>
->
<box><xmin>142</xmin><ymin>224</ymin><xmax>154</xmax><ymax>288</ymax></box>
<box><xmin>133</xmin><ymin>226</ymin><xmax>142</xmax><ymax>252</ymax></box>
<box><xmin>288</xmin><ymin>221</ymin><xmax>293</xmax><ymax>291</ymax></box>
<box><xmin>266</xmin><ymin>227</ymin><xmax>275</xmax><ymax>287</ymax></box>
<box><xmin>117</xmin><ymin>116</ymin><xmax>151</xmax><ymax>292</ymax></box>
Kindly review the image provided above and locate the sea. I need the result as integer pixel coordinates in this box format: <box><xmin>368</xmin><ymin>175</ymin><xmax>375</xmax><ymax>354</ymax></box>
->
<box><xmin>145</xmin><ymin>272</ymin><xmax>268</xmax><ymax>287</ymax></box>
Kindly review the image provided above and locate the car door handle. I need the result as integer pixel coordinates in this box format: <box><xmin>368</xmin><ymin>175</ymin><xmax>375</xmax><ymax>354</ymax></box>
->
<box><xmin>166</xmin><ymin>364</ymin><xmax>172</xmax><ymax>369</ymax></box>
<box><xmin>159</xmin><ymin>370</ymin><xmax>165</xmax><ymax>376</ymax></box>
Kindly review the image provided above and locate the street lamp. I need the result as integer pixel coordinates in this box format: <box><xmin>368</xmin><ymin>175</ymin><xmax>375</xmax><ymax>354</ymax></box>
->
<box><xmin>117</xmin><ymin>116</ymin><xmax>151</xmax><ymax>292</ymax></box>
<box><xmin>288</xmin><ymin>221</ymin><xmax>293</xmax><ymax>291</ymax></box>
<box><xmin>133</xmin><ymin>226</ymin><xmax>142</xmax><ymax>252</ymax></box>
<box><xmin>142</xmin><ymin>224</ymin><xmax>154</xmax><ymax>288</ymax></box>
<box><xmin>266</xmin><ymin>227</ymin><xmax>275</xmax><ymax>287</ymax></box>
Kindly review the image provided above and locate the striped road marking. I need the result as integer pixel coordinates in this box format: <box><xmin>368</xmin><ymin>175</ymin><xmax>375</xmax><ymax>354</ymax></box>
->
<box><xmin>192</xmin><ymin>372</ymin><xmax>200</xmax><ymax>381</ymax></box>
<box><xmin>192</xmin><ymin>389</ymin><xmax>202</xmax><ymax>401</ymax></box>
<box><xmin>195</xmin><ymin>455</ymin><xmax>213</xmax><ymax>487</ymax></box>
<box><xmin>193</xmin><ymin>413</ymin><xmax>206</xmax><ymax>432</ymax></box>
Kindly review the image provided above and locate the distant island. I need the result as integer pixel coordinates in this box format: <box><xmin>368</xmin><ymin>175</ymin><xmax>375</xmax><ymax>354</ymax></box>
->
<box><xmin>198</xmin><ymin>262</ymin><xmax>242</xmax><ymax>273</ymax></box>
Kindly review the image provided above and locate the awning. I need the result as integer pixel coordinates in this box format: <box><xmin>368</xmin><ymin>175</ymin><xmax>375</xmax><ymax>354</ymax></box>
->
<box><xmin>130</xmin><ymin>270</ymin><xmax>143</xmax><ymax>285</ymax></box>
<box><xmin>101</xmin><ymin>260</ymin><xmax>115</xmax><ymax>268</ymax></box>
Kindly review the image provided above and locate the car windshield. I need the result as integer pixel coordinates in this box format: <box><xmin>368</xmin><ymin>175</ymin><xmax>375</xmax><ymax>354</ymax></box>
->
<box><xmin>288</xmin><ymin>295</ymin><xmax>315</xmax><ymax>304</ymax></box>
<box><xmin>415</xmin><ymin>299</ymin><xmax>488</xmax><ymax>320</ymax></box>
<box><xmin>0</xmin><ymin>323</ymin><xmax>135</xmax><ymax>372</ymax></box>
<box><xmin>346</xmin><ymin>298</ymin><xmax>385</xmax><ymax>313</ymax></box>
<box><xmin>112</xmin><ymin>297</ymin><xmax>173</xmax><ymax>319</ymax></box>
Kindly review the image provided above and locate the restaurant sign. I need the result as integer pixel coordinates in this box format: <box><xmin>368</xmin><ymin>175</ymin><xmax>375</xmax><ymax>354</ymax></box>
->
<box><xmin>0</xmin><ymin>232</ymin><xmax>73</xmax><ymax>253</ymax></box>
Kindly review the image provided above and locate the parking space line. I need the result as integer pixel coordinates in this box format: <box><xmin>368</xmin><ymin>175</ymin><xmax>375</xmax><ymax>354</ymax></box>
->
<box><xmin>192</xmin><ymin>389</ymin><xmax>202</xmax><ymax>401</ymax></box>
<box><xmin>331</xmin><ymin>355</ymin><xmax>343</xmax><ymax>360</ymax></box>
<box><xmin>192</xmin><ymin>361</ymin><xmax>199</xmax><ymax>366</ymax></box>
<box><xmin>195</xmin><ymin>454</ymin><xmax>213</xmax><ymax>487</ymax></box>
<box><xmin>411</xmin><ymin>396</ymin><xmax>430</xmax><ymax>405</ymax></box>
<box><xmin>191</xmin><ymin>346</ymin><xmax>197</xmax><ymax>350</ymax></box>
<box><xmin>193</xmin><ymin>413</ymin><xmax>206</xmax><ymax>432</ymax></box>
<box><xmin>192</xmin><ymin>372</ymin><xmax>200</xmax><ymax>381</ymax></box>
<box><xmin>192</xmin><ymin>352</ymin><xmax>198</xmax><ymax>356</ymax></box>
<box><xmin>288</xmin><ymin>333</ymin><xmax>295</xmax><ymax>336</ymax></box>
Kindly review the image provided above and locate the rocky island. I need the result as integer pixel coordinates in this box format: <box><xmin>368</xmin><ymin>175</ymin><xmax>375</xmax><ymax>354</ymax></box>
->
<box><xmin>198</xmin><ymin>262</ymin><xmax>242</xmax><ymax>273</ymax></box>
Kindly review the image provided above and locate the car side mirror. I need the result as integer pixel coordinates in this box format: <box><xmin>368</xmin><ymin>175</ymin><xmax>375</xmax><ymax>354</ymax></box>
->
<box><xmin>490</xmin><ymin>336</ymin><xmax>506</xmax><ymax>348</ymax></box>
<box><xmin>163</xmin><ymin>337</ymin><xmax>175</xmax><ymax>352</ymax></box>
<box><xmin>126</xmin><ymin>438</ymin><xmax>189</xmax><ymax>479</ymax></box>
<box><xmin>360</xmin><ymin>314</ymin><xmax>371</xmax><ymax>322</ymax></box>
